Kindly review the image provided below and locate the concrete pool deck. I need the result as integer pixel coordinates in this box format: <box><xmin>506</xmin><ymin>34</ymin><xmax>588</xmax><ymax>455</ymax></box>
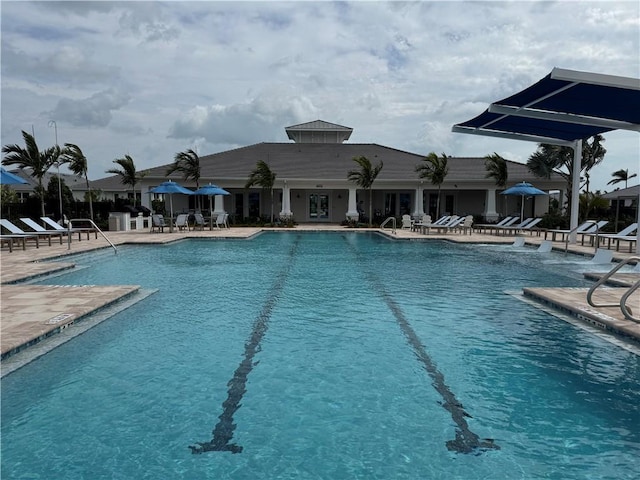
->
<box><xmin>1</xmin><ymin>224</ymin><xmax>639</xmax><ymax>371</ymax></box>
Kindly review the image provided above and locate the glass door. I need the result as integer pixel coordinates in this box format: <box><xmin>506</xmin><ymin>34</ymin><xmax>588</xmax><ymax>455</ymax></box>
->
<box><xmin>309</xmin><ymin>193</ymin><xmax>330</xmax><ymax>220</ymax></box>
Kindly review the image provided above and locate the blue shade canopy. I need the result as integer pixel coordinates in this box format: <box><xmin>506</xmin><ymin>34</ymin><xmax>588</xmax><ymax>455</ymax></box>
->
<box><xmin>148</xmin><ymin>180</ymin><xmax>193</xmax><ymax>195</ymax></box>
<box><xmin>501</xmin><ymin>182</ymin><xmax>548</xmax><ymax>197</ymax></box>
<box><xmin>0</xmin><ymin>167</ymin><xmax>28</xmax><ymax>185</ymax></box>
<box><xmin>192</xmin><ymin>183</ymin><xmax>230</xmax><ymax>196</ymax></box>
<box><xmin>452</xmin><ymin>68</ymin><xmax>640</xmax><ymax>145</ymax></box>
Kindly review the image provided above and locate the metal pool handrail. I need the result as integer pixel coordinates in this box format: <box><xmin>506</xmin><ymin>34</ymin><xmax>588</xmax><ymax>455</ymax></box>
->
<box><xmin>69</xmin><ymin>218</ymin><xmax>118</xmax><ymax>254</ymax></box>
<box><xmin>380</xmin><ymin>216</ymin><xmax>396</xmax><ymax>234</ymax></box>
<box><xmin>565</xmin><ymin>219</ymin><xmax>599</xmax><ymax>254</ymax></box>
<box><xmin>586</xmin><ymin>256</ymin><xmax>640</xmax><ymax>323</ymax></box>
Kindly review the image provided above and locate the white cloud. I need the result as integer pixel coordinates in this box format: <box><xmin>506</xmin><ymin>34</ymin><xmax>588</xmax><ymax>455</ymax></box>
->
<box><xmin>48</xmin><ymin>88</ymin><xmax>131</xmax><ymax>128</ymax></box>
<box><xmin>1</xmin><ymin>0</ymin><xmax>638</xmax><ymax>193</ymax></box>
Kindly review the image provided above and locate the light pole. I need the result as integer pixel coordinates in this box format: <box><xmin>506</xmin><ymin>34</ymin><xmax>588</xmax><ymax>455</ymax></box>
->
<box><xmin>48</xmin><ymin>120</ymin><xmax>63</xmax><ymax>222</ymax></box>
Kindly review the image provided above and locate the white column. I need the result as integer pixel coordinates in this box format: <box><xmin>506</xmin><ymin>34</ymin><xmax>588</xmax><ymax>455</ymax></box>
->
<box><xmin>484</xmin><ymin>188</ymin><xmax>499</xmax><ymax>221</ymax></box>
<box><xmin>213</xmin><ymin>194</ymin><xmax>226</xmax><ymax>216</ymax></box>
<box><xmin>346</xmin><ymin>187</ymin><xmax>359</xmax><ymax>221</ymax></box>
<box><xmin>280</xmin><ymin>181</ymin><xmax>292</xmax><ymax>218</ymax></box>
<box><xmin>412</xmin><ymin>183</ymin><xmax>425</xmax><ymax>218</ymax></box>
<box><xmin>568</xmin><ymin>139</ymin><xmax>582</xmax><ymax>244</ymax></box>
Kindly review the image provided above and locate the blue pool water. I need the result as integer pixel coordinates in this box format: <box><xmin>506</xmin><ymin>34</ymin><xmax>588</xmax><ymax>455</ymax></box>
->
<box><xmin>2</xmin><ymin>232</ymin><xmax>639</xmax><ymax>479</ymax></box>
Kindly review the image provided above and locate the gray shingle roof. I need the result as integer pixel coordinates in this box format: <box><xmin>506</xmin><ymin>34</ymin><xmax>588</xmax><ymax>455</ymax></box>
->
<box><xmin>138</xmin><ymin>143</ymin><xmax>562</xmax><ymax>186</ymax></box>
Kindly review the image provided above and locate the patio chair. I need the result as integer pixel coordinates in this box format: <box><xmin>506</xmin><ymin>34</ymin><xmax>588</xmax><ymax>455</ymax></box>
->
<box><xmin>401</xmin><ymin>214</ymin><xmax>413</xmax><ymax>230</ymax></box>
<box><xmin>413</xmin><ymin>214</ymin><xmax>431</xmax><ymax>234</ymax></box>
<box><xmin>151</xmin><ymin>214</ymin><xmax>167</xmax><ymax>233</ymax></box>
<box><xmin>175</xmin><ymin>214</ymin><xmax>189</xmax><ymax>231</ymax></box>
<box><xmin>0</xmin><ymin>218</ymin><xmax>62</xmax><ymax>246</ymax></box>
<box><xmin>215</xmin><ymin>213</ymin><xmax>229</xmax><ymax>229</ymax></box>
<box><xmin>192</xmin><ymin>213</ymin><xmax>206</xmax><ymax>231</ymax></box>
<box><xmin>455</xmin><ymin>215</ymin><xmax>474</xmax><ymax>235</ymax></box>
<box><xmin>40</xmin><ymin>216</ymin><xmax>96</xmax><ymax>240</ymax></box>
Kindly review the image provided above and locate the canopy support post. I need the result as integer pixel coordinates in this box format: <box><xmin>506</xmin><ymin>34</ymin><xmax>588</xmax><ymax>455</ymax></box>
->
<box><xmin>568</xmin><ymin>139</ymin><xmax>582</xmax><ymax>244</ymax></box>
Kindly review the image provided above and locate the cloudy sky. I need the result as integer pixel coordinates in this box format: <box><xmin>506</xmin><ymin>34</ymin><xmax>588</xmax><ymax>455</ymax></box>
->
<box><xmin>2</xmin><ymin>1</ymin><xmax>638</xmax><ymax>192</ymax></box>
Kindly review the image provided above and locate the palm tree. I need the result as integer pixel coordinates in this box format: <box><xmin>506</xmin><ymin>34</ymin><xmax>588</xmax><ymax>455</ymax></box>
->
<box><xmin>527</xmin><ymin>134</ymin><xmax>605</xmax><ymax>215</ymax></box>
<box><xmin>106</xmin><ymin>154</ymin><xmax>145</xmax><ymax>206</ymax></box>
<box><xmin>2</xmin><ymin>130</ymin><xmax>58</xmax><ymax>217</ymax></box>
<box><xmin>416</xmin><ymin>152</ymin><xmax>449</xmax><ymax>219</ymax></box>
<box><xmin>607</xmin><ymin>168</ymin><xmax>637</xmax><ymax>189</ymax></box>
<box><xmin>347</xmin><ymin>155</ymin><xmax>383</xmax><ymax>227</ymax></box>
<box><xmin>167</xmin><ymin>148</ymin><xmax>201</xmax><ymax>209</ymax></box>
<box><xmin>484</xmin><ymin>152</ymin><xmax>508</xmax><ymax>215</ymax></box>
<box><xmin>60</xmin><ymin>143</ymin><xmax>93</xmax><ymax>220</ymax></box>
<box><xmin>245</xmin><ymin>160</ymin><xmax>277</xmax><ymax>224</ymax></box>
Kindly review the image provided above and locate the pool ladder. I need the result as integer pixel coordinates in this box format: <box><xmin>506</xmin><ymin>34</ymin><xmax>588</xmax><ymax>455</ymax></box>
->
<box><xmin>587</xmin><ymin>256</ymin><xmax>640</xmax><ymax>323</ymax></box>
<box><xmin>380</xmin><ymin>216</ymin><xmax>396</xmax><ymax>234</ymax></box>
<box><xmin>69</xmin><ymin>218</ymin><xmax>118</xmax><ymax>254</ymax></box>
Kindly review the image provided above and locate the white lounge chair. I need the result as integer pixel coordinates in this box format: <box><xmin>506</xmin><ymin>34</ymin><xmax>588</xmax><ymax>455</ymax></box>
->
<box><xmin>0</xmin><ymin>234</ymin><xmax>39</xmax><ymax>251</ymax></box>
<box><xmin>494</xmin><ymin>218</ymin><xmax>534</xmax><ymax>236</ymax></box>
<box><xmin>544</xmin><ymin>220</ymin><xmax>595</xmax><ymax>242</ymax></box>
<box><xmin>497</xmin><ymin>218</ymin><xmax>543</xmax><ymax>236</ymax></box>
<box><xmin>40</xmin><ymin>216</ymin><xmax>96</xmax><ymax>240</ymax></box>
<box><xmin>474</xmin><ymin>216</ymin><xmax>516</xmax><ymax>234</ymax></box>
<box><xmin>578</xmin><ymin>220</ymin><xmax>610</xmax><ymax>245</ymax></box>
<box><xmin>1</xmin><ymin>218</ymin><xmax>62</xmax><ymax>246</ymax></box>
<box><xmin>594</xmin><ymin>223</ymin><xmax>638</xmax><ymax>252</ymax></box>
<box><xmin>431</xmin><ymin>215</ymin><xmax>463</xmax><ymax>233</ymax></box>
<box><xmin>401</xmin><ymin>214</ymin><xmax>413</xmax><ymax>230</ymax></box>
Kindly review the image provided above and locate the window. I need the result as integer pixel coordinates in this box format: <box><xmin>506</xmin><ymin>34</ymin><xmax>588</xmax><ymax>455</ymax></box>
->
<box><xmin>235</xmin><ymin>193</ymin><xmax>244</xmax><ymax>219</ymax></box>
<box><xmin>248</xmin><ymin>192</ymin><xmax>260</xmax><ymax>219</ymax></box>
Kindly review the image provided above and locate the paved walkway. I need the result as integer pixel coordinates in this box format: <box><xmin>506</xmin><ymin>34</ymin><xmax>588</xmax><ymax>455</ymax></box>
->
<box><xmin>1</xmin><ymin>224</ymin><xmax>639</xmax><ymax>373</ymax></box>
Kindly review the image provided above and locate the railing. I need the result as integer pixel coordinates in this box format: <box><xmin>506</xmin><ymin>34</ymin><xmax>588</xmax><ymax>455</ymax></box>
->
<box><xmin>586</xmin><ymin>256</ymin><xmax>640</xmax><ymax>323</ymax></box>
<box><xmin>565</xmin><ymin>219</ymin><xmax>599</xmax><ymax>254</ymax></box>
<box><xmin>380</xmin><ymin>216</ymin><xmax>396</xmax><ymax>234</ymax></box>
<box><xmin>69</xmin><ymin>218</ymin><xmax>118</xmax><ymax>254</ymax></box>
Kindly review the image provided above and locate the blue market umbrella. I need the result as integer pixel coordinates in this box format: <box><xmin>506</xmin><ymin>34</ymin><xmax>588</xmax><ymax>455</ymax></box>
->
<box><xmin>192</xmin><ymin>183</ymin><xmax>230</xmax><ymax>229</ymax></box>
<box><xmin>0</xmin><ymin>167</ymin><xmax>28</xmax><ymax>185</ymax></box>
<box><xmin>148</xmin><ymin>180</ymin><xmax>193</xmax><ymax>232</ymax></box>
<box><xmin>501</xmin><ymin>182</ymin><xmax>547</xmax><ymax>221</ymax></box>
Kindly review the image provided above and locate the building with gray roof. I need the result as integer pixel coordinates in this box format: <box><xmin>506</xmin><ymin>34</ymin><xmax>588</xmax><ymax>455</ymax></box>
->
<box><xmin>93</xmin><ymin>120</ymin><xmax>566</xmax><ymax>224</ymax></box>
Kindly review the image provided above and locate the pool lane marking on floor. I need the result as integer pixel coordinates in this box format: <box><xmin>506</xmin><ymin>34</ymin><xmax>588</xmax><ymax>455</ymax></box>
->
<box><xmin>342</xmin><ymin>234</ymin><xmax>499</xmax><ymax>454</ymax></box>
<box><xmin>189</xmin><ymin>236</ymin><xmax>301</xmax><ymax>454</ymax></box>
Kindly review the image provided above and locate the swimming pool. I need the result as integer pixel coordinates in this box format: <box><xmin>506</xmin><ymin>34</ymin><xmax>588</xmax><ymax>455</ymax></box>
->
<box><xmin>2</xmin><ymin>232</ymin><xmax>639</xmax><ymax>479</ymax></box>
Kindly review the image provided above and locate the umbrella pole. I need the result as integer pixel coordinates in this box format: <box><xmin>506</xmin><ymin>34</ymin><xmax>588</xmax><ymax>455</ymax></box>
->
<box><xmin>170</xmin><ymin>195</ymin><xmax>174</xmax><ymax>233</ymax></box>
<box><xmin>209</xmin><ymin>196</ymin><xmax>213</xmax><ymax>230</ymax></box>
<box><xmin>520</xmin><ymin>194</ymin><xmax>524</xmax><ymax>222</ymax></box>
